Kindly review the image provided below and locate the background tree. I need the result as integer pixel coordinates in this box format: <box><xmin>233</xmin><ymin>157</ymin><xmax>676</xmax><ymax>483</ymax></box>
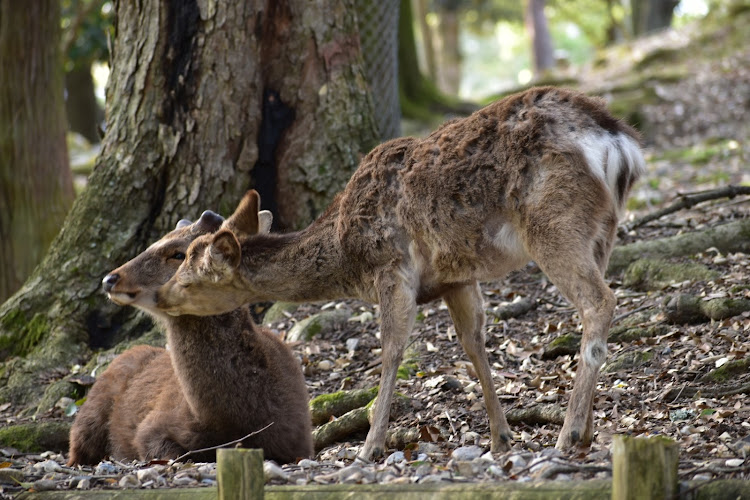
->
<box><xmin>526</xmin><ymin>0</ymin><xmax>555</xmax><ymax>76</ymax></box>
<box><xmin>0</xmin><ymin>0</ymin><xmax>75</xmax><ymax>304</ymax></box>
<box><xmin>61</xmin><ymin>0</ymin><xmax>113</xmax><ymax>144</ymax></box>
<box><xmin>632</xmin><ymin>0</ymin><xmax>680</xmax><ymax>35</ymax></box>
<box><xmin>0</xmin><ymin>0</ymin><xmax>378</xmax><ymax>415</ymax></box>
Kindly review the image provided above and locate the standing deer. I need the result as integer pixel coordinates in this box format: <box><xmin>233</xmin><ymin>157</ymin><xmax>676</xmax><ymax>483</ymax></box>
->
<box><xmin>156</xmin><ymin>87</ymin><xmax>645</xmax><ymax>459</ymax></box>
<box><xmin>67</xmin><ymin>211</ymin><xmax>313</xmax><ymax>465</ymax></box>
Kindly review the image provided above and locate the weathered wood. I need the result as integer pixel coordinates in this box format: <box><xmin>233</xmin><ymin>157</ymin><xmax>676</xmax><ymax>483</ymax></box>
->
<box><xmin>265</xmin><ymin>480</ymin><xmax>612</xmax><ymax>499</ymax></box>
<box><xmin>612</xmin><ymin>435</ymin><xmax>679</xmax><ymax>500</ymax></box>
<box><xmin>16</xmin><ymin>489</ymin><xmax>215</xmax><ymax>499</ymax></box>
<box><xmin>609</xmin><ymin>219</ymin><xmax>750</xmax><ymax>274</ymax></box>
<box><xmin>310</xmin><ymin>387</ymin><xmax>378</xmax><ymax>426</ymax></box>
<box><xmin>217</xmin><ymin>448</ymin><xmax>263</xmax><ymax>500</ymax></box>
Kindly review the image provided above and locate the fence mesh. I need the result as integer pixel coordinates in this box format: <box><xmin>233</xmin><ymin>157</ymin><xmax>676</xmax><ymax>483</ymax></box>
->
<box><xmin>355</xmin><ymin>0</ymin><xmax>401</xmax><ymax>140</ymax></box>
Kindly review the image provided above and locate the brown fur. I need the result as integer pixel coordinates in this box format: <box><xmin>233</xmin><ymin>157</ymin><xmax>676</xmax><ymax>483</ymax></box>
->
<box><xmin>67</xmin><ymin>213</ymin><xmax>312</xmax><ymax>465</ymax></box>
<box><xmin>157</xmin><ymin>87</ymin><xmax>645</xmax><ymax>458</ymax></box>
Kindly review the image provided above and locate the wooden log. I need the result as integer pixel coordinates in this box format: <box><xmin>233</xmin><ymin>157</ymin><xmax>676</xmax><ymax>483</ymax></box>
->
<box><xmin>217</xmin><ymin>448</ymin><xmax>264</xmax><ymax>500</ymax></box>
<box><xmin>612</xmin><ymin>435</ymin><xmax>679</xmax><ymax>500</ymax></box>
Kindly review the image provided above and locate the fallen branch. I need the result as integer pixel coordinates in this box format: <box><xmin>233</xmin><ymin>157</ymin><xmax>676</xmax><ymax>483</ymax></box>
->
<box><xmin>506</xmin><ymin>403</ymin><xmax>565</xmax><ymax>426</ymax></box>
<box><xmin>488</xmin><ymin>297</ymin><xmax>537</xmax><ymax>320</ymax></box>
<box><xmin>609</xmin><ymin>219</ymin><xmax>750</xmax><ymax>274</ymax></box>
<box><xmin>310</xmin><ymin>387</ymin><xmax>378</xmax><ymax>426</ymax></box>
<box><xmin>172</xmin><ymin>422</ymin><xmax>274</xmax><ymax>463</ymax></box>
<box><xmin>623</xmin><ymin>185</ymin><xmax>750</xmax><ymax>231</ymax></box>
<box><xmin>662</xmin><ymin>381</ymin><xmax>750</xmax><ymax>402</ymax></box>
<box><xmin>312</xmin><ymin>395</ymin><xmax>411</xmax><ymax>452</ymax></box>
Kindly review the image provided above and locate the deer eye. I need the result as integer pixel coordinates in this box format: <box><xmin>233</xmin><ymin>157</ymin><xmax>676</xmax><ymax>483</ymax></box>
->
<box><xmin>170</xmin><ymin>252</ymin><xmax>186</xmax><ymax>261</ymax></box>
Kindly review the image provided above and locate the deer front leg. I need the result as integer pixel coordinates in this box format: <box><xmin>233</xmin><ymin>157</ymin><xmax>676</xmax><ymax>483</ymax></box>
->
<box><xmin>444</xmin><ymin>282</ymin><xmax>513</xmax><ymax>452</ymax></box>
<box><xmin>360</xmin><ymin>274</ymin><xmax>417</xmax><ymax>461</ymax></box>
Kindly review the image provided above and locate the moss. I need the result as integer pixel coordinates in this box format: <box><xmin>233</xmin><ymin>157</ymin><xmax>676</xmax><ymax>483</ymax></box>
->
<box><xmin>604</xmin><ymin>350</ymin><xmax>654</xmax><ymax>373</ymax></box>
<box><xmin>701</xmin><ymin>298</ymin><xmax>750</xmax><ymax>320</ymax></box>
<box><xmin>0</xmin><ymin>422</ymin><xmax>71</xmax><ymax>453</ymax></box>
<box><xmin>309</xmin><ymin>387</ymin><xmax>378</xmax><ymax>426</ymax></box>
<box><xmin>542</xmin><ymin>332</ymin><xmax>581</xmax><ymax>359</ymax></box>
<box><xmin>0</xmin><ymin>310</ymin><xmax>48</xmax><ymax>358</ymax></box>
<box><xmin>624</xmin><ymin>258</ymin><xmax>718</xmax><ymax>291</ymax></box>
<box><xmin>397</xmin><ymin>360</ymin><xmax>418</xmax><ymax>380</ymax></box>
<box><xmin>700</xmin><ymin>359</ymin><xmax>750</xmax><ymax>383</ymax></box>
<box><xmin>609</xmin><ymin>324</ymin><xmax>667</xmax><ymax>343</ymax></box>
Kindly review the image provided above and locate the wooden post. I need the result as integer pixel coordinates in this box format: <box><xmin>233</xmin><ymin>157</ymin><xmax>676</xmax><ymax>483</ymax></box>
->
<box><xmin>612</xmin><ymin>435</ymin><xmax>679</xmax><ymax>500</ymax></box>
<box><xmin>218</xmin><ymin>448</ymin><xmax>264</xmax><ymax>500</ymax></box>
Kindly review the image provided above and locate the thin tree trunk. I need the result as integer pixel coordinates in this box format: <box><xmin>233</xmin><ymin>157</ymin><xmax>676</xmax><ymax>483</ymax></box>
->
<box><xmin>0</xmin><ymin>0</ymin><xmax>74</xmax><ymax>304</ymax></box>
<box><xmin>526</xmin><ymin>0</ymin><xmax>555</xmax><ymax>76</ymax></box>
<box><xmin>0</xmin><ymin>0</ymin><xmax>377</xmax><ymax>415</ymax></box>
<box><xmin>414</xmin><ymin>0</ymin><xmax>437</xmax><ymax>81</ymax></box>
<box><xmin>65</xmin><ymin>65</ymin><xmax>103</xmax><ymax>144</ymax></box>
<box><xmin>436</xmin><ymin>6</ymin><xmax>461</xmax><ymax>95</ymax></box>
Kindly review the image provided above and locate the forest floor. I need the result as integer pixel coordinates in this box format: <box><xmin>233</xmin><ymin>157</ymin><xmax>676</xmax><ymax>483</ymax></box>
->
<box><xmin>2</xmin><ymin>15</ymin><xmax>750</xmax><ymax>498</ymax></box>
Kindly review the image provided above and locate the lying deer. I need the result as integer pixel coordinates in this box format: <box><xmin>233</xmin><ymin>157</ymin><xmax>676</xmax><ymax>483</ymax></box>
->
<box><xmin>157</xmin><ymin>87</ymin><xmax>645</xmax><ymax>459</ymax></box>
<box><xmin>67</xmin><ymin>211</ymin><xmax>313</xmax><ymax>465</ymax></box>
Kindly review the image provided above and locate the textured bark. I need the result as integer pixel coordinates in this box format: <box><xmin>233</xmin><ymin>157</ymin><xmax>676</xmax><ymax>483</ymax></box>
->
<box><xmin>0</xmin><ymin>0</ymin><xmax>74</xmax><ymax>303</ymax></box>
<box><xmin>0</xmin><ymin>0</ymin><xmax>377</xmax><ymax>414</ymax></box>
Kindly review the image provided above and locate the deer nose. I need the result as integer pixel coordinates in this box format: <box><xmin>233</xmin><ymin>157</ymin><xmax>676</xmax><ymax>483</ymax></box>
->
<box><xmin>102</xmin><ymin>273</ymin><xmax>120</xmax><ymax>293</ymax></box>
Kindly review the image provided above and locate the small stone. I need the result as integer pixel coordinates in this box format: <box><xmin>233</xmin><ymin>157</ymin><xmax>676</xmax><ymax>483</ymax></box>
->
<box><xmin>55</xmin><ymin>397</ymin><xmax>74</xmax><ymax>409</ymax></box>
<box><xmin>94</xmin><ymin>461</ymin><xmax>117</xmax><ymax>475</ymax></box>
<box><xmin>455</xmin><ymin>461</ymin><xmax>477</xmax><ymax>478</ymax></box>
<box><xmin>725</xmin><ymin>458</ymin><xmax>744</xmax><ymax>467</ymax></box>
<box><xmin>346</xmin><ymin>338</ymin><xmax>360</xmax><ymax>354</ymax></box>
<box><xmin>693</xmin><ymin>473</ymin><xmax>712</xmax><ymax>481</ymax></box>
<box><xmin>297</xmin><ymin>459</ymin><xmax>319</xmax><ymax>469</ymax></box>
<box><xmin>0</xmin><ymin>468</ymin><xmax>24</xmax><ymax>484</ymax></box>
<box><xmin>451</xmin><ymin>445</ymin><xmax>483</xmax><ymax>461</ymax></box>
<box><xmin>419</xmin><ymin>473</ymin><xmax>448</xmax><ymax>483</ymax></box>
<box><xmin>487</xmin><ymin>464</ymin><xmax>506</xmax><ymax>478</ymax></box>
<box><xmin>32</xmin><ymin>479</ymin><xmax>57</xmax><ymax>491</ymax></box>
<box><xmin>505</xmin><ymin>454</ymin><xmax>527</xmax><ymax>469</ymax></box>
<box><xmin>317</xmin><ymin>359</ymin><xmax>333</xmax><ymax>370</ymax></box>
<box><xmin>264</xmin><ymin>461</ymin><xmax>289</xmax><ymax>481</ymax></box>
<box><xmin>35</xmin><ymin>459</ymin><xmax>62</xmax><ymax>473</ymax></box>
<box><xmin>136</xmin><ymin>466</ymin><xmax>162</xmax><ymax>483</ymax></box>
<box><xmin>172</xmin><ymin>475</ymin><xmax>197</xmax><ymax>486</ymax></box>
<box><xmin>119</xmin><ymin>474</ymin><xmax>141</xmax><ymax>489</ymax></box>
<box><xmin>385</xmin><ymin>451</ymin><xmax>406</xmax><ymax>465</ymax></box>
<box><xmin>76</xmin><ymin>477</ymin><xmax>91</xmax><ymax>490</ymax></box>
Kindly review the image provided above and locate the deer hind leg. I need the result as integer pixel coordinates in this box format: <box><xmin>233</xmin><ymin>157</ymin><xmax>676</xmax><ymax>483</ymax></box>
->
<box><xmin>134</xmin><ymin>411</ymin><xmax>190</xmax><ymax>461</ymax></box>
<box><xmin>444</xmin><ymin>282</ymin><xmax>513</xmax><ymax>452</ymax></box>
<box><xmin>361</xmin><ymin>273</ymin><xmax>417</xmax><ymax>461</ymax></box>
<box><xmin>522</xmin><ymin>179</ymin><xmax>618</xmax><ymax>449</ymax></box>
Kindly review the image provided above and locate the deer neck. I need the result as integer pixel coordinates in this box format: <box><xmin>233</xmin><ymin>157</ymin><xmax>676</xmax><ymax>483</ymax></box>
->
<box><xmin>160</xmin><ymin>311</ymin><xmax>249</xmax><ymax>424</ymax></box>
<box><xmin>239</xmin><ymin>216</ymin><xmax>354</xmax><ymax>303</ymax></box>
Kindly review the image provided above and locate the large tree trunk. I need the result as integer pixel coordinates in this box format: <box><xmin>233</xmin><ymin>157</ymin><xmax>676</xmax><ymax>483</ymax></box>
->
<box><xmin>0</xmin><ymin>0</ymin><xmax>378</xmax><ymax>415</ymax></box>
<box><xmin>0</xmin><ymin>0</ymin><xmax>74</xmax><ymax>304</ymax></box>
<box><xmin>631</xmin><ymin>0</ymin><xmax>679</xmax><ymax>36</ymax></box>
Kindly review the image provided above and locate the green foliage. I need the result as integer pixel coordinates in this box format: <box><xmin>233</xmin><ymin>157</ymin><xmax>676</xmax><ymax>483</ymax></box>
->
<box><xmin>61</xmin><ymin>0</ymin><xmax>114</xmax><ymax>70</ymax></box>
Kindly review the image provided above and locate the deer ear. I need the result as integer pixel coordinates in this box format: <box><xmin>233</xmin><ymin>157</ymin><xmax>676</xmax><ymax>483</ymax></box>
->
<box><xmin>258</xmin><ymin>210</ymin><xmax>273</xmax><ymax>234</ymax></box>
<box><xmin>224</xmin><ymin>190</ymin><xmax>261</xmax><ymax>236</ymax></box>
<box><xmin>208</xmin><ymin>229</ymin><xmax>241</xmax><ymax>270</ymax></box>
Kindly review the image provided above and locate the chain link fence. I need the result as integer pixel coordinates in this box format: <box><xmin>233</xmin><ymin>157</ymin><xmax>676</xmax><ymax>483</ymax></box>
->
<box><xmin>355</xmin><ymin>0</ymin><xmax>401</xmax><ymax>140</ymax></box>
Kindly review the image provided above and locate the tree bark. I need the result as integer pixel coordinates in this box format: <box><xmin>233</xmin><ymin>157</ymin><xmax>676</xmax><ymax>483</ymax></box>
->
<box><xmin>0</xmin><ymin>0</ymin><xmax>378</xmax><ymax>414</ymax></box>
<box><xmin>526</xmin><ymin>0</ymin><xmax>555</xmax><ymax>76</ymax></box>
<box><xmin>0</xmin><ymin>0</ymin><xmax>74</xmax><ymax>304</ymax></box>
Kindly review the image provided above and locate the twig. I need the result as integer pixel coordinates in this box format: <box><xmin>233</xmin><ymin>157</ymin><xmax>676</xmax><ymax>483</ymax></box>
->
<box><xmin>171</xmin><ymin>422</ymin><xmax>274</xmax><ymax>463</ymax></box>
<box><xmin>624</xmin><ymin>185</ymin><xmax>750</xmax><ymax>231</ymax></box>
<box><xmin>612</xmin><ymin>304</ymin><xmax>652</xmax><ymax>325</ymax></box>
